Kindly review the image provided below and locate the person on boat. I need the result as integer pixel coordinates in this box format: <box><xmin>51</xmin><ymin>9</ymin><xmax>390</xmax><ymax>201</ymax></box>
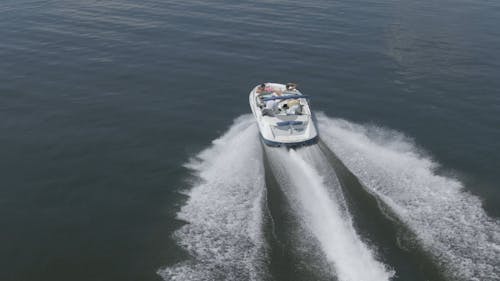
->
<box><xmin>265</xmin><ymin>94</ymin><xmax>278</xmax><ymax>110</ymax></box>
<box><xmin>286</xmin><ymin>82</ymin><xmax>297</xmax><ymax>91</ymax></box>
<box><xmin>280</xmin><ymin>100</ymin><xmax>301</xmax><ymax>115</ymax></box>
<box><xmin>257</xmin><ymin>83</ymin><xmax>282</xmax><ymax>97</ymax></box>
<box><xmin>264</xmin><ymin>84</ymin><xmax>274</xmax><ymax>93</ymax></box>
<box><xmin>281</xmin><ymin>103</ymin><xmax>289</xmax><ymax>113</ymax></box>
<box><xmin>262</xmin><ymin>92</ymin><xmax>280</xmax><ymax>116</ymax></box>
<box><xmin>287</xmin><ymin>100</ymin><xmax>301</xmax><ymax>114</ymax></box>
<box><xmin>256</xmin><ymin>83</ymin><xmax>266</xmax><ymax>95</ymax></box>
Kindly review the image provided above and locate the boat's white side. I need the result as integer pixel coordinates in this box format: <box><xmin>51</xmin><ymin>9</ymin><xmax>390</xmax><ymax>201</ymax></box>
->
<box><xmin>249</xmin><ymin>83</ymin><xmax>318</xmax><ymax>147</ymax></box>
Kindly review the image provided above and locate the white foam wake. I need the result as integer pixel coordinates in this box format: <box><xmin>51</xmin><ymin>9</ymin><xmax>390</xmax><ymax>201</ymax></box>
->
<box><xmin>317</xmin><ymin>113</ymin><xmax>500</xmax><ymax>281</ymax></box>
<box><xmin>158</xmin><ymin>115</ymin><xmax>267</xmax><ymax>281</ymax></box>
<box><xmin>265</xmin><ymin>145</ymin><xmax>394</xmax><ymax>281</ymax></box>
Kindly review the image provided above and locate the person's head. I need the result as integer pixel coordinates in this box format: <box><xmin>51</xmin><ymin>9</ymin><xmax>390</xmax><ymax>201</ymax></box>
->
<box><xmin>286</xmin><ymin>83</ymin><xmax>296</xmax><ymax>90</ymax></box>
<box><xmin>259</xmin><ymin>83</ymin><xmax>266</xmax><ymax>89</ymax></box>
<box><xmin>283</xmin><ymin>103</ymin><xmax>289</xmax><ymax>109</ymax></box>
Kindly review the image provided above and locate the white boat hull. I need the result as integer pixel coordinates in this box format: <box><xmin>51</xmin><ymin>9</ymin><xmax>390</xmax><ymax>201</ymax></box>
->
<box><xmin>249</xmin><ymin>83</ymin><xmax>319</xmax><ymax>148</ymax></box>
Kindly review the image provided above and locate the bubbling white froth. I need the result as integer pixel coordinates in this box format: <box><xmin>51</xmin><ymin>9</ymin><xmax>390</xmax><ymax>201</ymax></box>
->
<box><xmin>158</xmin><ymin>115</ymin><xmax>267</xmax><ymax>281</ymax></box>
<box><xmin>265</xmin><ymin>145</ymin><xmax>394</xmax><ymax>281</ymax></box>
<box><xmin>317</xmin><ymin>113</ymin><xmax>500</xmax><ymax>281</ymax></box>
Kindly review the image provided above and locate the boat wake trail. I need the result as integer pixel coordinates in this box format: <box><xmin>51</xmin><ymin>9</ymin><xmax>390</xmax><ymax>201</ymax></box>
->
<box><xmin>317</xmin><ymin>113</ymin><xmax>500</xmax><ymax>281</ymax></box>
<box><xmin>158</xmin><ymin>115</ymin><xmax>268</xmax><ymax>281</ymax></box>
<box><xmin>265</xmin><ymin>145</ymin><xmax>394</xmax><ymax>281</ymax></box>
<box><xmin>160</xmin><ymin>113</ymin><xmax>499</xmax><ymax>281</ymax></box>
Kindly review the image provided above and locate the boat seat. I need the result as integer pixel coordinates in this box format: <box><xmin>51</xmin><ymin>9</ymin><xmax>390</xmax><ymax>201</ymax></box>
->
<box><xmin>276</xmin><ymin>121</ymin><xmax>303</xmax><ymax>126</ymax></box>
<box><xmin>262</xmin><ymin>108</ymin><xmax>275</xmax><ymax>116</ymax></box>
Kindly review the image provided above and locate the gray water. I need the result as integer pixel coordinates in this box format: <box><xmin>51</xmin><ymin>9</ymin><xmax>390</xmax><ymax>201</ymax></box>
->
<box><xmin>1</xmin><ymin>0</ymin><xmax>499</xmax><ymax>280</ymax></box>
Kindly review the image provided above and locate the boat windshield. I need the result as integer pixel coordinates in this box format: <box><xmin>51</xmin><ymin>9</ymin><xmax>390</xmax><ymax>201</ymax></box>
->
<box><xmin>260</xmin><ymin>94</ymin><xmax>309</xmax><ymax>102</ymax></box>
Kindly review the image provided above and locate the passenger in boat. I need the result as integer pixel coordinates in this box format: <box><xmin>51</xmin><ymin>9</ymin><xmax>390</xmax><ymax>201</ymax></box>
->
<box><xmin>262</xmin><ymin>92</ymin><xmax>279</xmax><ymax>116</ymax></box>
<box><xmin>262</xmin><ymin>84</ymin><xmax>284</xmax><ymax>96</ymax></box>
<box><xmin>257</xmin><ymin>83</ymin><xmax>283</xmax><ymax>98</ymax></box>
<box><xmin>281</xmin><ymin>103</ymin><xmax>289</xmax><ymax>114</ymax></box>
<box><xmin>265</xmin><ymin>98</ymin><xmax>277</xmax><ymax>110</ymax></box>
<box><xmin>288</xmin><ymin>103</ymin><xmax>301</xmax><ymax>115</ymax></box>
<box><xmin>255</xmin><ymin>83</ymin><xmax>266</xmax><ymax>95</ymax></box>
<box><xmin>264</xmin><ymin>84</ymin><xmax>274</xmax><ymax>93</ymax></box>
<box><xmin>286</xmin><ymin>82</ymin><xmax>297</xmax><ymax>91</ymax></box>
<box><xmin>282</xmin><ymin>99</ymin><xmax>301</xmax><ymax>115</ymax></box>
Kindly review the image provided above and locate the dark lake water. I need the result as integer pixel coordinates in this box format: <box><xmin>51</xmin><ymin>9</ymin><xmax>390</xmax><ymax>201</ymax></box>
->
<box><xmin>1</xmin><ymin>0</ymin><xmax>499</xmax><ymax>280</ymax></box>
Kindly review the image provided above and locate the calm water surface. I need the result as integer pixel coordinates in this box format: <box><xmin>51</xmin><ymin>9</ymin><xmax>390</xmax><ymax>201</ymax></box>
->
<box><xmin>1</xmin><ymin>0</ymin><xmax>499</xmax><ymax>280</ymax></box>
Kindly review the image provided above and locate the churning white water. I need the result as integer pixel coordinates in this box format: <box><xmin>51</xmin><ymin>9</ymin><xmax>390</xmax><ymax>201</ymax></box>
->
<box><xmin>160</xmin><ymin>113</ymin><xmax>499</xmax><ymax>281</ymax></box>
<box><xmin>158</xmin><ymin>115</ymin><xmax>267</xmax><ymax>281</ymax></box>
<box><xmin>265</xmin><ymin>145</ymin><xmax>394</xmax><ymax>281</ymax></box>
<box><xmin>317</xmin><ymin>113</ymin><xmax>500</xmax><ymax>281</ymax></box>
<box><xmin>161</xmin><ymin>115</ymin><xmax>394</xmax><ymax>281</ymax></box>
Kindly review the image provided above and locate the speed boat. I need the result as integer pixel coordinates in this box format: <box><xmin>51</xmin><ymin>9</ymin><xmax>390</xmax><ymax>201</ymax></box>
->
<box><xmin>249</xmin><ymin>82</ymin><xmax>319</xmax><ymax>148</ymax></box>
